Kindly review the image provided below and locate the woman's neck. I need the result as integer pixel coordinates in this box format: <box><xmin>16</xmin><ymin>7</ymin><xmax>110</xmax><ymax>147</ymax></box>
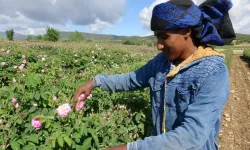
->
<box><xmin>173</xmin><ymin>45</ymin><xmax>198</xmax><ymax>66</ymax></box>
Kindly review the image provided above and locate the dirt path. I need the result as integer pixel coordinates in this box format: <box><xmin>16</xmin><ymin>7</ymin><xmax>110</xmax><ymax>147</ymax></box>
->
<box><xmin>219</xmin><ymin>54</ymin><xmax>250</xmax><ymax>150</ymax></box>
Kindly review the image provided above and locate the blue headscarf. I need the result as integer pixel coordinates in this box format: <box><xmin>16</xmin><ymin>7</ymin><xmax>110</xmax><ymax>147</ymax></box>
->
<box><xmin>151</xmin><ymin>0</ymin><xmax>235</xmax><ymax>46</ymax></box>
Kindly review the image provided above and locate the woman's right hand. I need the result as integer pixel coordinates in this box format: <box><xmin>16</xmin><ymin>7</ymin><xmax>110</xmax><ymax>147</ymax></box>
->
<box><xmin>73</xmin><ymin>79</ymin><xmax>94</xmax><ymax>101</ymax></box>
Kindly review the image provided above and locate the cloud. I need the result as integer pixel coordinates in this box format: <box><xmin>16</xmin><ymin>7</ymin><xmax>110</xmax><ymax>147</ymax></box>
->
<box><xmin>0</xmin><ymin>0</ymin><xmax>126</xmax><ymax>35</ymax></box>
<box><xmin>139</xmin><ymin>0</ymin><xmax>167</xmax><ymax>30</ymax></box>
<box><xmin>139</xmin><ymin>0</ymin><xmax>250</xmax><ymax>34</ymax></box>
<box><xmin>88</xmin><ymin>19</ymin><xmax>113</xmax><ymax>33</ymax></box>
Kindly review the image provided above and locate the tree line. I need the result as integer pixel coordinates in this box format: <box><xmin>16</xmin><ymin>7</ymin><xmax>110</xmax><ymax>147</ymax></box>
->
<box><xmin>4</xmin><ymin>27</ymin><xmax>85</xmax><ymax>42</ymax></box>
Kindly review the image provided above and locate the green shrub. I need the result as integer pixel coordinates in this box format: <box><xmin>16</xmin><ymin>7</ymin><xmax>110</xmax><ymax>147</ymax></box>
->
<box><xmin>44</xmin><ymin>27</ymin><xmax>60</xmax><ymax>42</ymax></box>
<box><xmin>69</xmin><ymin>31</ymin><xmax>84</xmax><ymax>42</ymax></box>
<box><xmin>243</xmin><ymin>49</ymin><xmax>250</xmax><ymax>61</ymax></box>
<box><xmin>6</xmin><ymin>29</ymin><xmax>14</xmax><ymax>41</ymax></box>
<box><xmin>123</xmin><ymin>40</ymin><xmax>135</xmax><ymax>45</ymax></box>
<box><xmin>26</xmin><ymin>35</ymin><xmax>33</xmax><ymax>41</ymax></box>
<box><xmin>35</xmin><ymin>35</ymin><xmax>43</xmax><ymax>41</ymax></box>
<box><xmin>85</xmin><ymin>39</ymin><xmax>93</xmax><ymax>42</ymax></box>
<box><xmin>146</xmin><ymin>41</ymin><xmax>154</xmax><ymax>47</ymax></box>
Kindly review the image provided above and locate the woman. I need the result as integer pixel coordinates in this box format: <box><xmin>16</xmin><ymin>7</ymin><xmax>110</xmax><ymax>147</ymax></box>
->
<box><xmin>74</xmin><ymin>0</ymin><xmax>235</xmax><ymax>149</ymax></box>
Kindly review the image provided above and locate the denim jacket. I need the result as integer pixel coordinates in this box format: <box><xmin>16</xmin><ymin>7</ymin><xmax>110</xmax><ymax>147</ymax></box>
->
<box><xmin>93</xmin><ymin>46</ymin><xmax>229</xmax><ymax>150</ymax></box>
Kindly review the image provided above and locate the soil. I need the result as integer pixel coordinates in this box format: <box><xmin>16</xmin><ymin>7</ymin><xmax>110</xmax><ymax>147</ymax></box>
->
<box><xmin>219</xmin><ymin>54</ymin><xmax>250</xmax><ymax>150</ymax></box>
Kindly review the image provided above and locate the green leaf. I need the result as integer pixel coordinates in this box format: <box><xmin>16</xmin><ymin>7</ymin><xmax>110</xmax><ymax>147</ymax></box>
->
<box><xmin>82</xmin><ymin>137</ymin><xmax>92</xmax><ymax>150</ymax></box>
<box><xmin>72</xmin><ymin>133</ymin><xmax>81</xmax><ymax>139</ymax></box>
<box><xmin>0</xmin><ymin>109</ymin><xmax>8</xmax><ymax>114</ymax></box>
<box><xmin>119</xmin><ymin>126</ymin><xmax>127</xmax><ymax>134</ymax></box>
<box><xmin>58</xmin><ymin>137</ymin><xmax>64</xmax><ymax>147</ymax></box>
<box><xmin>80</xmin><ymin>125</ymin><xmax>87</xmax><ymax>136</ymax></box>
<box><xmin>16</xmin><ymin>118</ymin><xmax>23</xmax><ymax>125</ymax></box>
<box><xmin>17</xmin><ymin>139</ymin><xmax>26</xmax><ymax>145</ymax></box>
<box><xmin>72</xmin><ymin>133</ymin><xmax>81</xmax><ymax>143</ymax></box>
<box><xmin>34</xmin><ymin>115</ymin><xmax>46</xmax><ymax>123</ymax></box>
<box><xmin>63</xmin><ymin>135</ymin><xmax>72</xmax><ymax>146</ymax></box>
<box><xmin>23</xmin><ymin>144</ymin><xmax>36</xmax><ymax>150</ymax></box>
<box><xmin>135</xmin><ymin>113</ymin><xmax>141</xmax><ymax>122</ymax></box>
<box><xmin>41</xmin><ymin>91</ymin><xmax>49</xmax><ymax>100</ymax></box>
<box><xmin>45</xmin><ymin>122</ymin><xmax>51</xmax><ymax>128</ymax></box>
<box><xmin>138</xmin><ymin>123</ymin><xmax>144</xmax><ymax>133</ymax></box>
<box><xmin>89</xmin><ymin>129</ymin><xmax>99</xmax><ymax>148</ymax></box>
<box><xmin>138</xmin><ymin>123</ymin><xmax>144</xmax><ymax>129</ymax></box>
<box><xmin>27</xmin><ymin>135</ymin><xmax>39</xmax><ymax>144</ymax></box>
<box><xmin>52</xmin><ymin>139</ymin><xmax>56</xmax><ymax>148</ymax></box>
<box><xmin>34</xmin><ymin>91</ymin><xmax>40</xmax><ymax>100</ymax></box>
<box><xmin>10</xmin><ymin>141</ymin><xmax>20</xmax><ymax>150</ymax></box>
<box><xmin>39</xmin><ymin>117</ymin><xmax>46</xmax><ymax>123</ymax></box>
<box><xmin>28</xmin><ymin>108</ymin><xmax>36</xmax><ymax>113</ymax></box>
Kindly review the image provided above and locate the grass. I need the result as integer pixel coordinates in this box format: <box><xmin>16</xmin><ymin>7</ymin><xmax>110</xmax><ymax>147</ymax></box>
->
<box><xmin>221</xmin><ymin>50</ymin><xmax>233</xmax><ymax>68</ymax></box>
<box><xmin>243</xmin><ymin>49</ymin><xmax>250</xmax><ymax>62</ymax></box>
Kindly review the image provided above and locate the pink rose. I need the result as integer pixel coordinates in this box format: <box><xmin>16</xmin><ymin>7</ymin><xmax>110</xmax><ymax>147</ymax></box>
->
<box><xmin>2</xmin><ymin>144</ymin><xmax>6</xmax><ymax>149</ymax></box>
<box><xmin>87</xmin><ymin>94</ymin><xmax>92</xmax><ymax>99</ymax></box>
<box><xmin>78</xmin><ymin>94</ymin><xmax>85</xmax><ymax>100</ymax></box>
<box><xmin>12</xmin><ymin>98</ymin><xmax>17</xmax><ymax>103</ymax></box>
<box><xmin>23</xmin><ymin>60</ymin><xmax>27</xmax><ymax>64</ymax></box>
<box><xmin>41</xmin><ymin>69</ymin><xmax>45</xmax><ymax>73</ymax></box>
<box><xmin>32</xmin><ymin>118</ymin><xmax>42</xmax><ymax>130</ymax></box>
<box><xmin>0</xmin><ymin>119</ymin><xmax>3</xmax><ymax>124</ymax></box>
<box><xmin>1</xmin><ymin>62</ymin><xmax>6</xmax><ymax>67</ymax></box>
<box><xmin>19</xmin><ymin>64</ymin><xmax>25</xmax><ymax>70</ymax></box>
<box><xmin>78</xmin><ymin>94</ymin><xmax>92</xmax><ymax>100</ymax></box>
<box><xmin>56</xmin><ymin>103</ymin><xmax>71</xmax><ymax>117</ymax></box>
<box><xmin>53</xmin><ymin>96</ymin><xmax>57</xmax><ymax>101</ymax></box>
<box><xmin>15</xmin><ymin>103</ymin><xmax>19</xmax><ymax>108</ymax></box>
<box><xmin>75</xmin><ymin>101</ymin><xmax>85</xmax><ymax>111</ymax></box>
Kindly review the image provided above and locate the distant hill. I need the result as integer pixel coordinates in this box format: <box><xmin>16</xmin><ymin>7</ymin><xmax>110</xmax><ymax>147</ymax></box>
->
<box><xmin>60</xmin><ymin>31</ymin><xmax>155</xmax><ymax>41</ymax></box>
<box><xmin>60</xmin><ymin>32</ymin><xmax>114</xmax><ymax>40</ymax></box>
<box><xmin>0</xmin><ymin>31</ymin><xmax>155</xmax><ymax>41</ymax></box>
<box><xmin>235</xmin><ymin>33</ymin><xmax>250</xmax><ymax>41</ymax></box>
<box><xmin>0</xmin><ymin>31</ymin><xmax>249</xmax><ymax>42</ymax></box>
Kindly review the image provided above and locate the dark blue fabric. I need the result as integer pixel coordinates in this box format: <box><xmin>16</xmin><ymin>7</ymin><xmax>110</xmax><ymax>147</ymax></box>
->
<box><xmin>151</xmin><ymin>0</ymin><xmax>235</xmax><ymax>46</ymax></box>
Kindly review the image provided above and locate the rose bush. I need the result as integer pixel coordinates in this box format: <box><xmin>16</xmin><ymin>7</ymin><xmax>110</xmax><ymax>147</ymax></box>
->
<box><xmin>0</xmin><ymin>41</ymin><xmax>155</xmax><ymax>149</ymax></box>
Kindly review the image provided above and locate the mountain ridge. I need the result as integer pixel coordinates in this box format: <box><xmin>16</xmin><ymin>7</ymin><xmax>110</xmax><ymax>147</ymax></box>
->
<box><xmin>0</xmin><ymin>31</ymin><xmax>249</xmax><ymax>41</ymax></box>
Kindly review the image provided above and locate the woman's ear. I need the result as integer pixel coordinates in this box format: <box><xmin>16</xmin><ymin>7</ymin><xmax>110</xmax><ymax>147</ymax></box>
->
<box><xmin>179</xmin><ymin>28</ymin><xmax>192</xmax><ymax>38</ymax></box>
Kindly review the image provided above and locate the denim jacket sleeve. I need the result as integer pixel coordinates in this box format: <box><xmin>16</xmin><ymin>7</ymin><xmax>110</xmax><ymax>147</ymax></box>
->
<box><xmin>127</xmin><ymin>64</ymin><xmax>230</xmax><ymax>150</ymax></box>
<box><xmin>93</xmin><ymin>54</ymin><xmax>160</xmax><ymax>91</ymax></box>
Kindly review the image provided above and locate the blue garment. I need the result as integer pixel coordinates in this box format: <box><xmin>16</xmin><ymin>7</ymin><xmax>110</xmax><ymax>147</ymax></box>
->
<box><xmin>93</xmin><ymin>47</ymin><xmax>229</xmax><ymax>150</ymax></box>
<box><xmin>151</xmin><ymin>0</ymin><xmax>235</xmax><ymax>45</ymax></box>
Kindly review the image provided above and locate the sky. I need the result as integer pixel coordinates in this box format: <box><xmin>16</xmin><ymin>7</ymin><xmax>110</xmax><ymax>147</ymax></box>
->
<box><xmin>0</xmin><ymin>0</ymin><xmax>250</xmax><ymax>36</ymax></box>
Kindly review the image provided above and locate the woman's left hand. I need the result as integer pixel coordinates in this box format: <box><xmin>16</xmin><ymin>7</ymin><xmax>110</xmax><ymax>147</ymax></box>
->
<box><xmin>105</xmin><ymin>145</ymin><xmax>127</xmax><ymax>150</ymax></box>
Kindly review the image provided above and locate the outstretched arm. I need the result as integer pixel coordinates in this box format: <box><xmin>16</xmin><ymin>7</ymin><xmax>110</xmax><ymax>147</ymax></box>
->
<box><xmin>93</xmin><ymin>55</ymin><xmax>160</xmax><ymax>92</ymax></box>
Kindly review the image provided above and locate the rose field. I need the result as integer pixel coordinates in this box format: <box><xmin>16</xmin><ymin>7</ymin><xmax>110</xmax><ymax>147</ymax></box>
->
<box><xmin>1</xmin><ymin>40</ymin><xmax>250</xmax><ymax>150</ymax></box>
<box><xmin>0</xmin><ymin>41</ymin><xmax>159</xmax><ymax>150</ymax></box>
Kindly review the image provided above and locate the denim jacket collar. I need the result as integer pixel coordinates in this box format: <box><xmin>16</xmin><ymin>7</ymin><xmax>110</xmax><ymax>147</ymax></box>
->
<box><xmin>166</xmin><ymin>46</ymin><xmax>224</xmax><ymax>78</ymax></box>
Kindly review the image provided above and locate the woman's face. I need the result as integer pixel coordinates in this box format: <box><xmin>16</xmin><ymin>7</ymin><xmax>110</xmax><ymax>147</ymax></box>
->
<box><xmin>154</xmin><ymin>30</ymin><xmax>187</xmax><ymax>61</ymax></box>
